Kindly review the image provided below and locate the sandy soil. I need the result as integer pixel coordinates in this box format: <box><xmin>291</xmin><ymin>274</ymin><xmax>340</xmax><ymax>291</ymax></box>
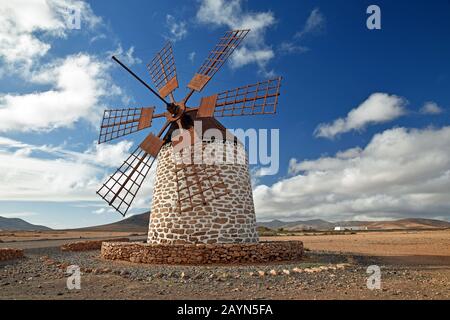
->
<box><xmin>1</xmin><ymin>230</ymin><xmax>449</xmax><ymax>300</ymax></box>
<box><xmin>264</xmin><ymin>230</ymin><xmax>450</xmax><ymax>265</ymax></box>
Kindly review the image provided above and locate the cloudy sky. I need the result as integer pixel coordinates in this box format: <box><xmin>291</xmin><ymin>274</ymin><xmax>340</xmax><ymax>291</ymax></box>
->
<box><xmin>0</xmin><ymin>0</ymin><xmax>449</xmax><ymax>228</ymax></box>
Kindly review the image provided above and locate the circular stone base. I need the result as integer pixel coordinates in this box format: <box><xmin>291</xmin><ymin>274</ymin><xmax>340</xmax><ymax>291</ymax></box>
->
<box><xmin>101</xmin><ymin>241</ymin><xmax>303</xmax><ymax>265</ymax></box>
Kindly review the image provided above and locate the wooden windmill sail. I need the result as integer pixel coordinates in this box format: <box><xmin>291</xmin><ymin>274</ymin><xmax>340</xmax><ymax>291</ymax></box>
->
<box><xmin>96</xmin><ymin>29</ymin><xmax>282</xmax><ymax>217</ymax></box>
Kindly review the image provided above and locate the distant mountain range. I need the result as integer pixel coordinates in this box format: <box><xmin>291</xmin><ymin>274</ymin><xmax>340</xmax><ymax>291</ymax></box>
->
<box><xmin>257</xmin><ymin>219</ymin><xmax>334</xmax><ymax>230</ymax></box>
<box><xmin>2</xmin><ymin>212</ymin><xmax>449</xmax><ymax>232</ymax></box>
<box><xmin>0</xmin><ymin>216</ymin><xmax>52</xmax><ymax>231</ymax></box>
<box><xmin>257</xmin><ymin>218</ymin><xmax>450</xmax><ymax>231</ymax></box>
<box><xmin>76</xmin><ymin>212</ymin><xmax>151</xmax><ymax>232</ymax></box>
<box><xmin>80</xmin><ymin>212</ymin><xmax>450</xmax><ymax>232</ymax></box>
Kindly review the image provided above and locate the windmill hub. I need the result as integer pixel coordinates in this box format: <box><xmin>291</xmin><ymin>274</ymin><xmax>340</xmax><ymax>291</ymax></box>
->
<box><xmin>166</xmin><ymin>102</ymin><xmax>185</xmax><ymax>121</ymax></box>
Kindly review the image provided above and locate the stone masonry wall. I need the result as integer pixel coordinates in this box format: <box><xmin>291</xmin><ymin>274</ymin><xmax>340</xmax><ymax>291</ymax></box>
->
<box><xmin>0</xmin><ymin>248</ymin><xmax>24</xmax><ymax>261</ymax></box>
<box><xmin>148</xmin><ymin>141</ymin><xmax>258</xmax><ymax>244</ymax></box>
<box><xmin>60</xmin><ymin>238</ymin><xmax>130</xmax><ymax>252</ymax></box>
<box><xmin>101</xmin><ymin>241</ymin><xmax>303</xmax><ymax>265</ymax></box>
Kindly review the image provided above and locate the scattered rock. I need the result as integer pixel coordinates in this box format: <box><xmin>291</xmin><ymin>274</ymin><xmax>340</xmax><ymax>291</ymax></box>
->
<box><xmin>119</xmin><ymin>270</ymin><xmax>130</xmax><ymax>276</ymax></box>
<box><xmin>192</xmin><ymin>273</ymin><xmax>203</xmax><ymax>280</ymax></box>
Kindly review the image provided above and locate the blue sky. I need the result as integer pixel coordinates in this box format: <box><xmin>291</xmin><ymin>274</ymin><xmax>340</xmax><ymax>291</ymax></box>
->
<box><xmin>0</xmin><ymin>0</ymin><xmax>449</xmax><ymax>228</ymax></box>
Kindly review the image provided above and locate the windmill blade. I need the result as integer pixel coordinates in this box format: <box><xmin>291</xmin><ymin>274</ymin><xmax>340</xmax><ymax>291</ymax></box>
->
<box><xmin>171</xmin><ymin>136</ymin><xmax>229</xmax><ymax>213</ymax></box>
<box><xmin>98</xmin><ymin>107</ymin><xmax>155</xmax><ymax>144</ymax></box>
<box><xmin>147</xmin><ymin>41</ymin><xmax>178</xmax><ymax>102</ymax></box>
<box><xmin>96</xmin><ymin>145</ymin><xmax>159</xmax><ymax>216</ymax></box>
<box><xmin>187</xmin><ymin>29</ymin><xmax>250</xmax><ymax>93</ymax></box>
<box><xmin>197</xmin><ymin>77</ymin><xmax>282</xmax><ymax>118</ymax></box>
<box><xmin>112</xmin><ymin>56</ymin><xmax>169</xmax><ymax>106</ymax></box>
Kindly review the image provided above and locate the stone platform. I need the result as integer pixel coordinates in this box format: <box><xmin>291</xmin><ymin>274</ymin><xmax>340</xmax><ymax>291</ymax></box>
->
<box><xmin>101</xmin><ymin>241</ymin><xmax>303</xmax><ymax>265</ymax></box>
<box><xmin>60</xmin><ymin>238</ymin><xmax>130</xmax><ymax>252</ymax></box>
<box><xmin>0</xmin><ymin>248</ymin><xmax>24</xmax><ymax>262</ymax></box>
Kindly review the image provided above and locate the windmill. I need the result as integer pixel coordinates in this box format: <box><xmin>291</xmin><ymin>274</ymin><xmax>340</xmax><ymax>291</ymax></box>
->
<box><xmin>97</xmin><ymin>29</ymin><xmax>282</xmax><ymax>244</ymax></box>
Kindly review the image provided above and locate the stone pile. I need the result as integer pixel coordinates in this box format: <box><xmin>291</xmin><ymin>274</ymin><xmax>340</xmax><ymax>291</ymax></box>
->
<box><xmin>60</xmin><ymin>238</ymin><xmax>130</xmax><ymax>252</ymax></box>
<box><xmin>101</xmin><ymin>241</ymin><xmax>303</xmax><ymax>265</ymax></box>
<box><xmin>0</xmin><ymin>248</ymin><xmax>24</xmax><ymax>261</ymax></box>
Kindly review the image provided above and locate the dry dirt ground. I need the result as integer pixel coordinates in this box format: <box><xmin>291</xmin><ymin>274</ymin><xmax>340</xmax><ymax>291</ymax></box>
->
<box><xmin>1</xmin><ymin>230</ymin><xmax>449</xmax><ymax>300</ymax></box>
<box><xmin>0</xmin><ymin>230</ymin><xmax>145</xmax><ymax>243</ymax></box>
<box><xmin>265</xmin><ymin>230</ymin><xmax>450</xmax><ymax>265</ymax></box>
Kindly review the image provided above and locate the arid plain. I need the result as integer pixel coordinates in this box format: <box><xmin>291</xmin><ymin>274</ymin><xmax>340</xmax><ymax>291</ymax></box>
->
<box><xmin>1</xmin><ymin>229</ymin><xmax>449</xmax><ymax>299</ymax></box>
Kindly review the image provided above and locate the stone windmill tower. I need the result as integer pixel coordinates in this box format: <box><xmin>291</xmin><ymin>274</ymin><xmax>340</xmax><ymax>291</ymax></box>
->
<box><xmin>96</xmin><ymin>30</ymin><xmax>282</xmax><ymax>246</ymax></box>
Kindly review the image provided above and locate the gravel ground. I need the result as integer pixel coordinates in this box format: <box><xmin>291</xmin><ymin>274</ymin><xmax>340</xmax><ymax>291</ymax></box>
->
<box><xmin>1</xmin><ymin>246</ymin><xmax>449</xmax><ymax>300</ymax></box>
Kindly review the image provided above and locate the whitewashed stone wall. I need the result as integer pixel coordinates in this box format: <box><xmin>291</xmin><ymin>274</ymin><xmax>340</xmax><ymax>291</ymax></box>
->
<box><xmin>148</xmin><ymin>141</ymin><xmax>258</xmax><ymax>244</ymax></box>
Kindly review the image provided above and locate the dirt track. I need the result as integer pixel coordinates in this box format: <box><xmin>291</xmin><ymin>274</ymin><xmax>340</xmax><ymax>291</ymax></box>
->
<box><xmin>1</xmin><ymin>230</ymin><xmax>449</xmax><ymax>300</ymax></box>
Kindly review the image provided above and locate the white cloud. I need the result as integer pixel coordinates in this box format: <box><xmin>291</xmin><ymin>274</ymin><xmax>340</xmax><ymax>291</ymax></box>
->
<box><xmin>420</xmin><ymin>101</ymin><xmax>444</xmax><ymax>115</ymax></box>
<box><xmin>0</xmin><ymin>136</ymin><xmax>28</xmax><ymax>148</ymax></box>
<box><xmin>0</xmin><ymin>137</ymin><xmax>132</xmax><ymax>200</ymax></box>
<box><xmin>0</xmin><ymin>212</ymin><xmax>37</xmax><ymax>218</ymax></box>
<box><xmin>166</xmin><ymin>14</ymin><xmax>187</xmax><ymax>42</ymax></box>
<box><xmin>188</xmin><ymin>51</ymin><xmax>196</xmax><ymax>63</ymax></box>
<box><xmin>107</xmin><ymin>45</ymin><xmax>142</xmax><ymax>66</ymax></box>
<box><xmin>250</xmin><ymin>166</ymin><xmax>273</xmax><ymax>186</ymax></box>
<box><xmin>0</xmin><ymin>137</ymin><xmax>133</xmax><ymax>168</ymax></box>
<box><xmin>92</xmin><ymin>208</ymin><xmax>115</xmax><ymax>215</ymax></box>
<box><xmin>278</xmin><ymin>42</ymin><xmax>309</xmax><ymax>55</ymax></box>
<box><xmin>0</xmin><ymin>0</ymin><xmax>154</xmax><ymax>216</ymax></box>
<box><xmin>279</xmin><ymin>8</ymin><xmax>325</xmax><ymax>56</ymax></box>
<box><xmin>0</xmin><ymin>53</ymin><xmax>119</xmax><ymax>132</ymax></box>
<box><xmin>196</xmin><ymin>0</ymin><xmax>276</xmax><ymax>76</ymax></box>
<box><xmin>295</xmin><ymin>8</ymin><xmax>326</xmax><ymax>39</ymax></box>
<box><xmin>0</xmin><ymin>147</ymin><xmax>100</xmax><ymax>201</ymax></box>
<box><xmin>0</xmin><ymin>0</ymin><xmax>100</xmax><ymax>74</ymax></box>
<box><xmin>0</xmin><ymin>136</ymin><xmax>155</xmax><ymax>212</ymax></box>
<box><xmin>254</xmin><ymin>126</ymin><xmax>450</xmax><ymax>221</ymax></box>
<box><xmin>85</xmin><ymin>140</ymin><xmax>134</xmax><ymax>168</ymax></box>
<box><xmin>315</xmin><ymin>93</ymin><xmax>407</xmax><ymax>139</ymax></box>
<box><xmin>230</xmin><ymin>47</ymin><xmax>275</xmax><ymax>73</ymax></box>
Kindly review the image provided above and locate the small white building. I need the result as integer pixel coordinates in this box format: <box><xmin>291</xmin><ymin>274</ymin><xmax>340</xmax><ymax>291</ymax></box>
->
<box><xmin>334</xmin><ymin>226</ymin><xmax>368</xmax><ymax>231</ymax></box>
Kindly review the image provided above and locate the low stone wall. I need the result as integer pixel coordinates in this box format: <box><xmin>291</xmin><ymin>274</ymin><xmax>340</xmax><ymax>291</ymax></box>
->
<box><xmin>0</xmin><ymin>248</ymin><xmax>24</xmax><ymax>261</ymax></box>
<box><xmin>61</xmin><ymin>238</ymin><xmax>130</xmax><ymax>252</ymax></box>
<box><xmin>101</xmin><ymin>241</ymin><xmax>303</xmax><ymax>265</ymax></box>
